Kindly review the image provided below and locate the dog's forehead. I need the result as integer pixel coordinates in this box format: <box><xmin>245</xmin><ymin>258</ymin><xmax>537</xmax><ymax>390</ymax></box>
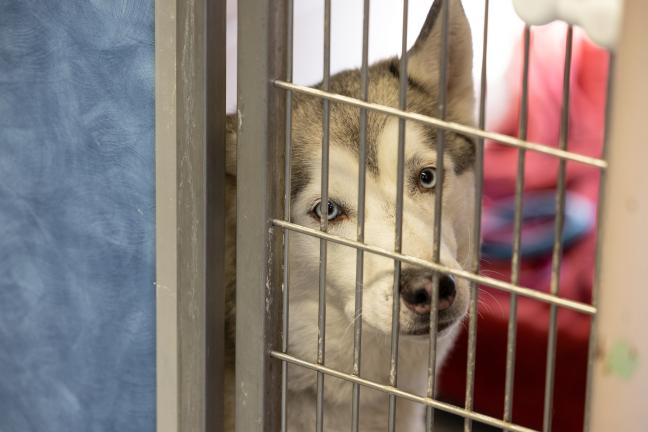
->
<box><xmin>291</xmin><ymin>59</ymin><xmax>398</xmax><ymax>175</ymax></box>
<box><xmin>290</xmin><ymin>58</ymin><xmax>475</xmax><ymax>197</ymax></box>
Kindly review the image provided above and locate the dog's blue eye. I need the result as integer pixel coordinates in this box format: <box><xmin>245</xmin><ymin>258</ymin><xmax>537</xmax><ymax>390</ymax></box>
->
<box><xmin>313</xmin><ymin>200</ymin><xmax>342</xmax><ymax>221</ymax></box>
<box><xmin>419</xmin><ymin>167</ymin><xmax>437</xmax><ymax>189</ymax></box>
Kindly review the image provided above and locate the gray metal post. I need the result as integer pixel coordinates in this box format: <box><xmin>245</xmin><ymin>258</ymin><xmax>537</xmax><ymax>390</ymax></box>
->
<box><xmin>206</xmin><ymin>0</ymin><xmax>227</xmax><ymax>430</ymax></box>
<box><xmin>236</xmin><ymin>0</ymin><xmax>287</xmax><ymax>431</ymax></box>
<box><xmin>155</xmin><ymin>0</ymin><xmax>226</xmax><ymax>431</ymax></box>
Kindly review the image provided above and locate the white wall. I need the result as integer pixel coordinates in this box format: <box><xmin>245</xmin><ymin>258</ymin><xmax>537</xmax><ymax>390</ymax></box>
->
<box><xmin>227</xmin><ymin>0</ymin><xmax>525</xmax><ymax>123</ymax></box>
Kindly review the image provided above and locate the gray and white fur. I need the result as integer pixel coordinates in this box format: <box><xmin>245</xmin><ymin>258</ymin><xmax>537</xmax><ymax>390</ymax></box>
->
<box><xmin>225</xmin><ymin>0</ymin><xmax>476</xmax><ymax>430</ymax></box>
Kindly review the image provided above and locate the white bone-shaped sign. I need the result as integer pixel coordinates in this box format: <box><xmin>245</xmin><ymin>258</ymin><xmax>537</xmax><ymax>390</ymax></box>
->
<box><xmin>513</xmin><ymin>0</ymin><xmax>622</xmax><ymax>49</ymax></box>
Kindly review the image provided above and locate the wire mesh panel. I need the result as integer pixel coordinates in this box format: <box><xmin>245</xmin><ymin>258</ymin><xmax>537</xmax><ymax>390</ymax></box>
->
<box><xmin>235</xmin><ymin>0</ymin><xmax>614</xmax><ymax>431</ymax></box>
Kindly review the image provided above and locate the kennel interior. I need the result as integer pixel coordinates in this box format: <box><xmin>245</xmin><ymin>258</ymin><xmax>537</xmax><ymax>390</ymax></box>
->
<box><xmin>230</xmin><ymin>0</ymin><xmax>647</xmax><ymax>431</ymax></box>
<box><xmin>0</xmin><ymin>0</ymin><xmax>645</xmax><ymax>431</ymax></box>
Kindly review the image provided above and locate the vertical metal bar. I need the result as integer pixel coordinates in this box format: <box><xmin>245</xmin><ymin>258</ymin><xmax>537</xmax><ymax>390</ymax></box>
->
<box><xmin>205</xmin><ymin>0</ymin><xmax>227</xmax><ymax>430</ymax></box>
<box><xmin>156</xmin><ymin>0</ymin><xmax>218</xmax><ymax>430</ymax></box>
<box><xmin>154</xmin><ymin>0</ymin><xmax>230</xmax><ymax>426</ymax></box>
<box><xmin>281</xmin><ymin>0</ymin><xmax>294</xmax><ymax>430</ymax></box>
<box><xmin>503</xmin><ymin>25</ymin><xmax>531</xmax><ymax>430</ymax></box>
<box><xmin>236</xmin><ymin>0</ymin><xmax>287</xmax><ymax>430</ymax></box>
<box><xmin>582</xmin><ymin>54</ymin><xmax>614</xmax><ymax>432</ymax></box>
<box><xmin>388</xmin><ymin>1</ymin><xmax>409</xmax><ymax>430</ymax></box>
<box><xmin>351</xmin><ymin>0</ymin><xmax>370</xmax><ymax>430</ymax></box>
<box><xmin>464</xmin><ymin>1</ymin><xmax>489</xmax><ymax>431</ymax></box>
<box><xmin>177</xmin><ymin>0</ymin><xmax>209</xmax><ymax>427</ymax></box>
<box><xmin>176</xmin><ymin>4</ymin><xmax>209</xmax><ymax>427</ymax></box>
<box><xmin>316</xmin><ymin>1</ymin><xmax>332</xmax><ymax>431</ymax></box>
<box><xmin>425</xmin><ymin>0</ymin><xmax>450</xmax><ymax>429</ymax></box>
<box><xmin>542</xmin><ymin>25</ymin><xmax>573</xmax><ymax>432</ymax></box>
<box><xmin>155</xmin><ymin>0</ymin><xmax>179</xmax><ymax>429</ymax></box>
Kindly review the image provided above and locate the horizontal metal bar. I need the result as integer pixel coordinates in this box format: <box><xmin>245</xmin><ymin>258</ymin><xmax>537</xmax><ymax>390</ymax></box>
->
<box><xmin>270</xmin><ymin>351</ymin><xmax>538</xmax><ymax>432</ymax></box>
<box><xmin>273</xmin><ymin>80</ymin><xmax>607</xmax><ymax>169</ymax></box>
<box><xmin>272</xmin><ymin>219</ymin><xmax>596</xmax><ymax>315</ymax></box>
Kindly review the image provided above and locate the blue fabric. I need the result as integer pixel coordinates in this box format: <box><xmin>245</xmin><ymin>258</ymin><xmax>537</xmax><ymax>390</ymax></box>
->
<box><xmin>480</xmin><ymin>192</ymin><xmax>595</xmax><ymax>260</ymax></box>
<box><xmin>0</xmin><ymin>1</ymin><xmax>155</xmax><ymax>431</ymax></box>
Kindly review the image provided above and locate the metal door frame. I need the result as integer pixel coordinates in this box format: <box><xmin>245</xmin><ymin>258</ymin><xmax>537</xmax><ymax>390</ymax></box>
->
<box><xmin>155</xmin><ymin>0</ymin><xmax>226</xmax><ymax>431</ymax></box>
<box><xmin>235</xmin><ymin>0</ymin><xmax>287</xmax><ymax>430</ymax></box>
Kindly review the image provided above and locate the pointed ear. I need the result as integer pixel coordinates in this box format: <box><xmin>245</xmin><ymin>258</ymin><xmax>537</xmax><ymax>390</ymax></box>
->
<box><xmin>225</xmin><ymin>114</ymin><xmax>237</xmax><ymax>177</ymax></box>
<box><xmin>407</xmin><ymin>0</ymin><xmax>474</xmax><ymax>104</ymax></box>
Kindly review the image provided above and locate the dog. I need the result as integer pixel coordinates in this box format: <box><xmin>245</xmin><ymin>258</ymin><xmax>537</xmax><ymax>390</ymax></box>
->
<box><xmin>224</xmin><ymin>0</ymin><xmax>476</xmax><ymax>430</ymax></box>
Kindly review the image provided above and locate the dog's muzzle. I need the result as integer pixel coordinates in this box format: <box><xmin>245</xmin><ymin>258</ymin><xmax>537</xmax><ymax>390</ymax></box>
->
<box><xmin>399</xmin><ymin>268</ymin><xmax>459</xmax><ymax>336</ymax></box>
<box><xmin>399</xmin><ymin>268</ymin><xmax>456</xmax><ymax>316</ymax></box>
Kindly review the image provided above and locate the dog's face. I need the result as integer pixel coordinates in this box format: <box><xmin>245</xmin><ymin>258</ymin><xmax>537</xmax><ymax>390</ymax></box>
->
<box><xmin>226</xmin><ymin>0</ymin><xmax>476</xmax><ymax>343</ymax></box>
<box><xmin>286</xmin><ymin>0</ymin><xmax>476</xmax><ymax>340</ymax></box>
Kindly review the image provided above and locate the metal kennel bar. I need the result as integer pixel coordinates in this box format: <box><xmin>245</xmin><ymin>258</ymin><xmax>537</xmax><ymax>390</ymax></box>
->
<box><xmin>272</xmin><ymin>219</ymin><xmax>596</xmax><ymax>315</ymax></box>
<box><xmin>503</xmin><ymin>25</ymin><xmax>531</xmax><ymax>430</ymax></box>
<box><xmin>425</xmin><ymin>1</ymin><xmax>450</xmax><ymax>430</ymax></box>
<box><xmin>236</xmin><ymin>0</ymin><xmax>287</xmax><ymax>431</ymax></box>
<box><xmin>387</xmin><ymin>1</ymin><xmax>409</xmax><ymax>430</ymax></box>
<box><xmin>581</xmin><ymin>52</ymin><xmax>614</xmax><ymax>432</ymax></box>
<box><xmin>464</xmin><ymin>2</ymin><xmax>489</xmax><ymax>431</ymax></box>
<box><xmin>234</xmin><ymin>1</ymin><xmax>624</xmax><ymax>432</ymax></box>
<box><xmin>316</xmin><ymin>2</ymin><xmax>332</xmax><ymax>431</ymax></box>
<box><xmin>271</xmin><ymin>350</ymin><xmax>538</xmax><ymax>432</ymax></box>
<box><xmin>155</xmin><ymin>0</ymin><xmax>226</xmax><ymax>430</ymax></box>
<box><xmin>542</xmin><ymin>25</ymin><xmax>573</xmax><ymax>432</ymax></box>
<box><xmin>280</xmin><ymin>0</ymin><xmax>294</xmax><ymax>430</ymax></box>
<box><xmin>351</xmin><ymin>1</ymin><xmax>370</xmax><ymax>430</ymax></box>
<box><xmin>271</xmin><ymin>81</ymin><xmax>607</xmax><ymax>169</ymax></box>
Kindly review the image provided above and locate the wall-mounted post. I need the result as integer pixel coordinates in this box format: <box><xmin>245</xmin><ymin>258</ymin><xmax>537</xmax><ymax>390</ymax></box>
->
<box><xmin>590</xmin><ymin>0</ymin><xmax>648</xmax><ymax>430</ymax></box>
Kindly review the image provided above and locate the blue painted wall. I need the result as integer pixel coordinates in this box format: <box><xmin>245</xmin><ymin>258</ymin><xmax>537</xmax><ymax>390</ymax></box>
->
<box><xmin>0</xmin><ymin>1</ymin><xmax>156</xmax><ymax>431</ymax></box>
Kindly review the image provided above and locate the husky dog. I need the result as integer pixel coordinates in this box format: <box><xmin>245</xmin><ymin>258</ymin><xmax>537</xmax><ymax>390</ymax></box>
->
<box><xmin>225</xmin><ymin>0</ymin><xmax>476</xmax><ymax>430</ymax></box>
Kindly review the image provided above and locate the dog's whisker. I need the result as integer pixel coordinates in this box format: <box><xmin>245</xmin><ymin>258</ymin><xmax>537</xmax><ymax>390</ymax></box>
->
<box><xmin>477</xmin><ymin>288</ymin><xmax>506</xmax><ymax>316</ymax></box>
<box><xmin>341</xmin><ymin>311</ymin><xmax>365</xmax><ymax>339</ymax></box>
<box><xmin>478</xmin><ymin>268</ymin><xmax>508</xmax><ymax>280</ymax></box>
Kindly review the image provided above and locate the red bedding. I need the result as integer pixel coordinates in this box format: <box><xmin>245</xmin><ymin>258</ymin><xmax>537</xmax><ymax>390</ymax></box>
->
<box><xmin>438</xmin><ymin>24</ymin><xmax>609</xmax><ymax>431</ymax></box>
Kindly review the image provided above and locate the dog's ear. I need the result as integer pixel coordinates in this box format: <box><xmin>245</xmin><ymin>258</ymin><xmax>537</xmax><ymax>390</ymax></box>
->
<box><xmin>407</xmin><ymin>0</ymin><xmax>473</xmax><ymax>104</ymax></box>
<box><xmin>225</xmin><ymin>114</ymin><xmax>237</xmax><ymax>177</ymax></box>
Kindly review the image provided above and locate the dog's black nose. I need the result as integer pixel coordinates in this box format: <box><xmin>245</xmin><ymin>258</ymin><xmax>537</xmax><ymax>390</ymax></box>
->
<box><xmin>400</xmin><ymin>272</ymin><xmax>456</xmax><ymax>315</ymax></box>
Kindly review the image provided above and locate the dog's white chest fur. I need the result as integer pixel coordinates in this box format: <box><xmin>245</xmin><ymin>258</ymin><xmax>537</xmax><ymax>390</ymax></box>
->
<box><xmin>285</xmin><ymin>298</ymin><xmax>460</xmax><ymax>431</ymax></box>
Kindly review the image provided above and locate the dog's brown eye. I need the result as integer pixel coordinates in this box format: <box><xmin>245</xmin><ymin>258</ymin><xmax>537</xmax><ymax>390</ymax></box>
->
<box><xmin>312</xmin><ymin>200</ymin><xmax>343</xmax><ymax>221</ymax></box>
<box><xmin>418</xmin><ymin>167</ymin><xmax>437</xmax><ymax>189</ymax></box>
